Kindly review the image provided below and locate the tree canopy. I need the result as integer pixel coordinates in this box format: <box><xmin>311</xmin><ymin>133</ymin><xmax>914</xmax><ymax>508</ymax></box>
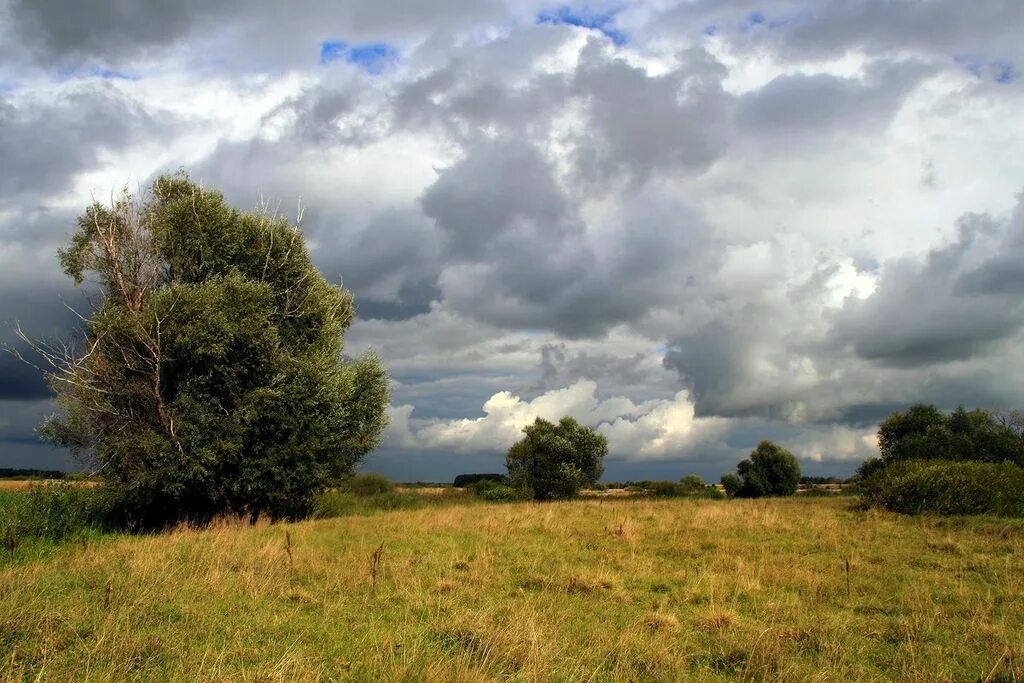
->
<box><xmin>878</xmin><ymin>404</ymin><xmax>1023</xmax><ymax>466</ymax></box>
<box><xmin>506</xmin><ymin>417</ymin><xmax>607</xmax><ymax>500</ymax></box>
<box><xmin>31</xmin><ymin>174</ymin><xmax>388</xmax><ymax>526</ymax></box>
<box><xmin>732</xmin><ymin>440</ymin><xmax>801</xmax><ymax>498</ymax></box>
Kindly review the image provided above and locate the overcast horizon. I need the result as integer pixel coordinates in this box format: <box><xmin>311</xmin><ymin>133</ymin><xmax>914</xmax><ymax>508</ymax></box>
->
<box><xmin>2</xmin><ymin>0</ymin><xmax>1023</xmax><ymax>482</ymax></box>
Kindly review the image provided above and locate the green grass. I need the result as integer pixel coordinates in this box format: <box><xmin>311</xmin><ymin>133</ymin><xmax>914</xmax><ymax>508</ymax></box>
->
<box><xmin>2</xmin><ymin>496</ymin><xmax>1022</xmax><ymax>681</ymax></box>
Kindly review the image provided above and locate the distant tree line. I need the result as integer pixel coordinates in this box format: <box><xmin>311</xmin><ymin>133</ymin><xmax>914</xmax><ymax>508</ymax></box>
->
<box><xmin>0</xmin><ymin>468</ymin><xmax>66</xmax><ymax>480</ymax></box>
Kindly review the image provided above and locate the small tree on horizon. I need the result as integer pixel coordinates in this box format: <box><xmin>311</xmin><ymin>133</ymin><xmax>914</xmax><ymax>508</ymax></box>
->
<box><xmin>16</xmin><ymin>174</ymin><xmax>389</xmax><ymax>527</ymax></box>
<box><xmin>679</xmin><ymin>473</ymin><xmax>706</xmax><ymax>494</ymax></box>
<box><xmin>732</xmin><ymin>440</ymin><xmax>800</xmax><ymax>498</ymax></box>
<box><xmin>719</xmin><ymin>473</ymin><xmax>741</xmax><ymax>498</ymax></box>
<box><xmin>506</xmin><ymin>417</ymin><xmax>607</xmax><ymax>500</ymax></box>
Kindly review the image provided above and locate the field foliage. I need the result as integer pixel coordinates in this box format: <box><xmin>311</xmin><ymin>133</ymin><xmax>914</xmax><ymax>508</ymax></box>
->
<box><xmin>2</xmin><ymin>495</ymin><xmax>1021</xmax><ymax>681</ymax></box>
<box><xmin>861</xmin><ymin>459</ymin><xmax>1024</xmax><ymax>517</ymax></box>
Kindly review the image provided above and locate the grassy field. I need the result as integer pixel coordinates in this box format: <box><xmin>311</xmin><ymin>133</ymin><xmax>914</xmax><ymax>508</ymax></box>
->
<box><xmin>2</xmin><ymin>496</ymin><xmax>1022</xmax><ymax>681</ymax></box>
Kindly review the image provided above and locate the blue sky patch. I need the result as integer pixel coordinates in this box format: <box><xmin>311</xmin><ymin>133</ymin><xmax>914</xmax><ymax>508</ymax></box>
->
<box><xmin>737</xmin><ymin>9</ymin><xmax>809</xmax><ymax>34</ymax></box>
<box><xmin>536</xmin><ymin>6</ymin><xmax>627</xmax><ymax>46</ymax></box>
<box><xmin>57</xmin><ymin>65</ymin><xmax>140</xmax><ymax>82</ymax></box>
<box><xmin>740</xmin><ymin>11</ymin><xmax>766</xmax><ymax>32</ymax></box>
<box><xmin>320</xmin><ymin>41</ymin><xmax>398</xmax><ymax>73</ymax></box>
<box><xmin>954</xmin><ymin>55</ymin><xmax>1016</xmax><ymax>84</ymax></box>
<box><xmin>87</xmin><ymin>66</ymin><xmax>139</xmax><ymax>80</ymax></box>
<box><xmin>991</xmin><ymin>60</ymin><xmax>1017</xmax><ymax>84</ymax></box>
<box><xmin>954</xmin><ymin>54</ymin><xmax>983</xmax><ymax>78</ymax></box>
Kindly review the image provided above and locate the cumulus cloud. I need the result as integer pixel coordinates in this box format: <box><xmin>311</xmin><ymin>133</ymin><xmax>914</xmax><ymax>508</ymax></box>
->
<box><xmin>394</xmin><ymin>380</ymin><xmax>727</xmax><ymax>461</ymax></box>
<box><xmin>832</xmin><ymin>196</ymin><xmax>1024</xmax><ymax>366</ymax></box>
<box><xmin>664</xmin><ymin>193</ymin><xmax>1024</xmax><ymax>425</ymax></box>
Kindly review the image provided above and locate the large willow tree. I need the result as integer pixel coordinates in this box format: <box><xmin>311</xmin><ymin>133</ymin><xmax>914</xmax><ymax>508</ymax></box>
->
<box><xmin>28</xmin><ymin>174</ymin><xmax>388</xmax><ymax>526</ymax></box>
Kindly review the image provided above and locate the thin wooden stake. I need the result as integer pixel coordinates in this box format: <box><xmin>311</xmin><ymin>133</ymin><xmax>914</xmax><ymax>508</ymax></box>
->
<box><xmin>370</xmin><ymin>542</ymin><xmax>385</xmax><ymax>594</ymax></box>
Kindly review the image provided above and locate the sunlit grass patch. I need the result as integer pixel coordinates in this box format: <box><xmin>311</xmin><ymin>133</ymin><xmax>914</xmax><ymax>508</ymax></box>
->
<box><xmin>2</xmin><ymin>496</ymin><xmax>1022</xmax><ymax>680</ymax></box>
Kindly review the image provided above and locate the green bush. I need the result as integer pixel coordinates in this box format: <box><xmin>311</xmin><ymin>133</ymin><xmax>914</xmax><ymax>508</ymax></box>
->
<box><xmin>799</xmin><ymin>487</ymin><xmax>836</xmax><ymax>498</ymax></box>
<box><xmin>453</xmin><ymin>473</ymin><xmax>506</xmax><ymax>488</ymax></box>
<box><xmin>733</xmin><ymin>441</ymin><xmax>801</xmax><ymax>498</ymax></box>
<box><xmin>720</xmin><ymin>473</ymin><xmax>741</xmax><ymax>498</ymax></box>
<box><xmin>646</xmin><ymin>480</ymin><xmax>685</xmax><ymax>497</ymax></box>
<box><xmin>698</xmin><ymin>487</ymin><xmax>726</xmax><ymax>500</ymax></box>
<box><xmin>1</xmin><ymin>483</ymin><xmax>111</xmax><ymax>551</ymax></box>
<box><xmin>862</xmin><ymin>459</ymin><xmax>1024</xmax><ymax>517</ymax></box>
<box><xmin>345</xmin><ymin>474</ymin><xmax>395</xmax><ymax>497</ymax></box>
<box><xmin>477</xmin><ymin>484</ymin><xmax>520</xmax><ymax>502</ymax></box>
<box><xmin>678</xmin><ymin>474</ymin><xmax>706</xmax><ymax>494</ymax></box>
<box><xmin>466</xmin><ymin>479</ymin><xmax>523</xmax><ymax>502</ymax></box>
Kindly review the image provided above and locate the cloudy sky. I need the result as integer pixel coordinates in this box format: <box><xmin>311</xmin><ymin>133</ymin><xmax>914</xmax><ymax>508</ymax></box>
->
<box><xmin>2</xmin><ymin>0</ymin><xmax>1023</xmax><ymax>481</ymax></box>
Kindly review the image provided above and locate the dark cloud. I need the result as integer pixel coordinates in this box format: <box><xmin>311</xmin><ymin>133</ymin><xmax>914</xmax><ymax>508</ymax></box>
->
<box><xmin>324</xmin><ymin>210</ymin><xmax>442</xmax><ymax>320</ymax></box>
<box><xmin>0</xmin><ymin>86</ymin><xmax>179</xmax><ymax>201</ymax></box>
<box><xmin>421</xmin><ymin>140</ymin><xmax>579</xmax><ymax>260</ymax></box>
<box><xmin>0</xmin><ymin>354</ymin><xmax>49</xmax><ymax>400</ymax></box>
<box><xmin>571</xmin><ymin>42</ymin><xmax>732</xmax><ymax>184</ymax></box>
<box><xmin>833</xmin><ymin>206</ymin><xmax>1024</xmax><ymax>367</ymax></box>
<box><xmin>527</xmin><ymin>342</ymin><xmax>676</xmax><ymax>400</ymax></box>
<box><xmin>735</xmin><ymin>60</ymin><xmax>933</xmax><ymax>144</ymax></box>
<box><xmin>436</xmin><ymin>186</ymin><xmax>711</xmax><ymax>337</ymax></box>
<box><xmin>777</xmin><ymin>0</ymin><xmax>1024</xmax><ymax>62</ymax></box>
<box><xmin>654</xmin><ymin>0</ymin><xmax>1024</xmax><ymax>67</ymax></box>
<box><xmin>7</xmin><ymin>0</ymin><xmax>508</xmax><ymax>69</ymax></box>
<box><xmin>664</xmin><ymin>195</ymin><xmax>1024</xmax><ymax>425</ymax></box>
<box><xmin>8</xmin><ymin>0</ymin><xmax>219</xmax><ymax>64</ymax></box>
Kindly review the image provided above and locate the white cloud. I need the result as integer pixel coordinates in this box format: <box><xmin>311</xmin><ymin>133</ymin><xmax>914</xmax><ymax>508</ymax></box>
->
<box><xmin>391</xmin><ymin>380</ymin><xmax>728</xmax><ymax>461</ymax></box>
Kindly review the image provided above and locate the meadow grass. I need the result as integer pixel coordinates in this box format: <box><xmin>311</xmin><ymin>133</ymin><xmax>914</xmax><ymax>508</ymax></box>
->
<box><xmin>1</xmin><ymin>496</ymin><xmax>1022</xmax><ymax>681</ymax></box>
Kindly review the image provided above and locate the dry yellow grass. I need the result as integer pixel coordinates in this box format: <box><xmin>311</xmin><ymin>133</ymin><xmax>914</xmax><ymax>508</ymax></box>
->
<box><xmin>0</xmin><ymin>479</ymin><xmax>97</xmax><ymax>490</ymax></box>
<box><xmin>0</xmin><ymin>481</ymin><xmax>37</xmax><ymax>490</ymax></box>
<box><xmin>2</xmin><ymin>496</ymin><xmax>1022</xmax><ymax>681</ymax></box>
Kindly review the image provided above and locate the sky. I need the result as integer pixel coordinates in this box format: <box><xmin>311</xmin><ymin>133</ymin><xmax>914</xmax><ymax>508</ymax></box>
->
<box><xmin>1</xmin><ymin>0</ymin><xmax>1023</xmax><ymax>482</ymax></box>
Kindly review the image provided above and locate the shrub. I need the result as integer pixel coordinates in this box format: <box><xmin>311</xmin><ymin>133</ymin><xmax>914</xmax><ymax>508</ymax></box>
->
<box><xmin>720</xmin><ymin>473</ymin><xmax>741</xmax><ymax>499</ymax></box>
<box><xmin>647</xmin><ymin>480</ymin><xmax>685</xmax><ymax>497</ymax></box>
<box><xmin>701</xmin><ymin>487</ymin><xmax>727</xmax><ymax>500</ymax></box>
<box><xmin>476</xmin><ymin>484</ymin><xmax>520</xmax><ymax>502</ymax></box>
<box><xmin>861</xmin><ymin>459</ymin><xmax>1024</xmax><ymax>517</ymax></box>
<box><xmin>856</xmin><ymin>457</ymin><xmax>886</xmax><ymax>481</ymax></box>
<box><xmin>506</xmin><ymin>417</ymin><xmax>607</xmax><ymax>500</ymax></box>
<box><xmin>799</xmin><ymin>487</ymin><xmax>835</xmax><ymax>497</ymax></box>
<box><xmin>453</xmin><ymin>473</ymin><xmax>506</xmax><ymax>488</ymax></box>
<box><xmin>1</xmin><ymin>483</ymin><xmax>111</xmax><ymax>548</ymax></box>
<box><xmin>732</xmin><ymin>441</ymin><xmax>801</xmax><ymax>498</ymax></box>
<box><xmin>679</xmin><ymin>474</ymin><xmax>706</xmax><ymax>494</ymax></box>
<box><xmin>345</xmin><ymin>473</ymin><xmax>395</xmax><ymax>497</ymax></box>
